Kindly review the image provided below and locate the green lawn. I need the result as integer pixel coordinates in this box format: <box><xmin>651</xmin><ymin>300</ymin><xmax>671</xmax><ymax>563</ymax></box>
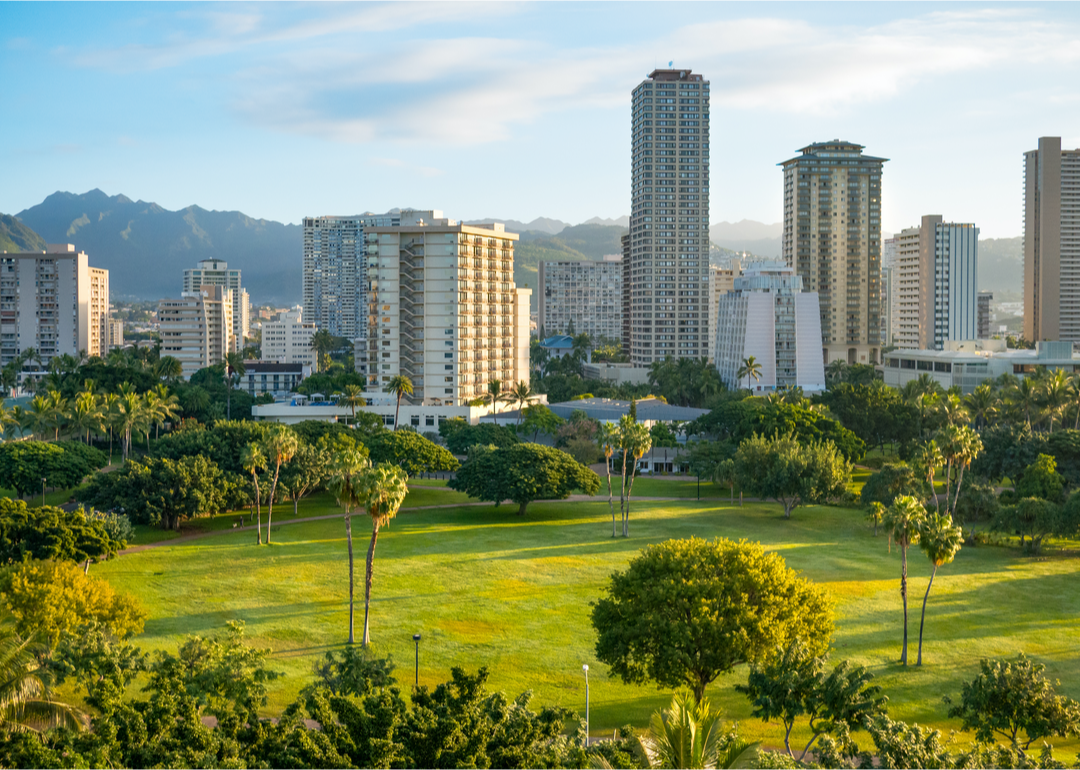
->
<box><xmin>94</xmin><ymin>491</ymin><xmax>1080</xmax><ymax>752</ymax></box>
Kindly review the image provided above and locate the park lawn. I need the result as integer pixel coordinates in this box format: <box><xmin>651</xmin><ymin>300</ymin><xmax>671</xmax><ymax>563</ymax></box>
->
<box><xmin>94</xmin><ymin>496</ymin><xmax>1080</xmax><ymax>754</ymax></box>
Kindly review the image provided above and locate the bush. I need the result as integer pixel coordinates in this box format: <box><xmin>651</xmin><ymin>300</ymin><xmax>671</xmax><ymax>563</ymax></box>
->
<box><xmin>444</xmin><ymin>423</ymin><xmax>519</xmax><ymax>455</ymax></box>
<box><xmin>564</xmin><ymin>437</ymin><xmax>601</xmax><ymax>465</ymax></box>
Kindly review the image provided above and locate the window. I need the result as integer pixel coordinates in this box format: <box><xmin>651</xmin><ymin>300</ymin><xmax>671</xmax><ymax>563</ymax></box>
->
<box><xmin>426</xmin><ymin>416</ymin><xmax>435</xmax><ymax>426</ymax></box>
<box><xmin>444</xmin><ymin>353</ymin><xmax>453</xmax><ymax>359</ymax></box>
<box><xmin>411</xmin><ymin>415</ymin><xmax>420</xmax><ymax>426</ymax></box>
<box><xmin>444</xmin><ymin>388</ymin><xmax>454</xmax><ymax>394</ymax></box>
<box><xmin>445</xmin><ymin>364</ymin><xmax>453</xmax><ymax>370</ymax></box>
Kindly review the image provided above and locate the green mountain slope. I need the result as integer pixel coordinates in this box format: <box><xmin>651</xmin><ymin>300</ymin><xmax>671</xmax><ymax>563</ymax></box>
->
<box><xmin>514</xmin><ymin>223</ymin><xmax>627</xmax><ymax>309</ymax></box>
<box><xmin>0</xmin><ymin>214</ymin><xmax>46</xmax><ymax>253</ymax></box>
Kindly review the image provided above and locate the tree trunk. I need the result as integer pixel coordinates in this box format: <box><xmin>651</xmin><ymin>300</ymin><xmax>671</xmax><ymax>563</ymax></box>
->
<box><xmin>346</xmin><ymin>513</ymin><xmax>354</xmax><ymax>644</ymax></box>
<box><xmin>517</xmin><ymin>500</ymin><xmax>528</xmax><ymax>516</ymax></box>
<box><xmin>900</xmin><ymin>544</ymin><xmax>910</xmax><ymax>665</ymax></box>
<box><xmin>266</xmin><ymin>466</ymin><xmax>280</xmax><ymax>544</ymax></box>
<box><xmin>83</xmin><ymin>559</ymin><xmax>90</xmax><ymax>575</ymax></box>
<box><xmin>362</xmin><ymin>520</ymin><xmax>380</xmax><ymax>647</ymax></box>
<box><xmin>253</xmin><ymin>475</ymin><xmax>262</xmax><ymax>545</ymax></box>
<box><xmin>605</xmin><ymin>455</ymin><xmax>615</xmax><ymax>537</ymax></box>
<box><xmin>953</xmin><ymin>466</ymin><xmax>966</xmax><ymax>517</ymax></box>
<box><xmin>930</xmin><ymin>472</ymin><xmax>940</xmax><ymax>512</ymax></box>
<box><xmin>293</xmin><ymin>495</ymin><xmax>299</xmax><ymax>516</ymax></box>
<box><xmin>227</xmin><ymin>380</ymin><xmax>231</xmax><ymax>420</ymax></box>
<box><xmin>943</xmin><ymin>461</ymin><xmax>952</xmax><ymax>514</ymax></box>
<box><xmin>624</xmin><ymin>461</ymin><xmax>640</xmax><ymax>537</ymax></box>
<box><xmin>619</xmin><ymin>449</ymin><xmax>628</xmax><ymax>534</ymax></box>
<box><xmin>916</xmin><ymin>564</ymin><xmax>938</xmax><ymax>666</ymax></box>
<box><xmin>395</xmin><ymin>394</ymin><xmax>401</xmax><ymax>430</ymax></box>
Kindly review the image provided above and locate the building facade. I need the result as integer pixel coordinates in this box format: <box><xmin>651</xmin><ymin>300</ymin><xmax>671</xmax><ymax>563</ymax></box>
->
<box><xmin>884</xmin><ymin>339</ymin><xmax>1079</xmax><ymax>394</ymax></box>
<box><xmin>894</xmin><ymin>216</ymin><xmax>979</xmax><ymax>350</ymax></box>
<box><xmin>181</xmin><ymin>260</ymin><xmax>249</xmax><ymax>349</ymax></box>
<box><xmin>714</xmin><ymin>262</ymin><xmax>826</xmax><ymax>393</ymax></box>
<box><xmin>106</xmin><ymin>318</ymin><xmax>124</xmax><ymax>350</ymax></box>
<box><xmin>978</xmin><ymin>291</ymin><xmax>993</xmax><ymax>339</ymax></box>
<box><xmin>238</xmin><ymin>361</ymin><xmax>308</xmax><ymax>396</ymax></box>
<box><xmin>302</xmin><ymin>210</ymin><xmax>439</xmax><ymax>345</ymax></box>
<box><xmin>365</xmin><ymin>219</ymin><xmax>530</xmax><ymax>406</ymax></box>
<box><xmin>0</xmin><ymin>244</ymin><xmax>109</xmax><ymax>370</ymax></box>
<box><xmin>781</xmin><ymin>140</ymin><xmax>886</xmax><ymax>365</ymax></box>
<box><xmin>260</xmin><ymin>306</ymin><xmax>316</xmax><ymax>368</ymax></box>
<box><xmin>538</xmin><ymin>256</ymin><xmax>622</xmax><ymax>341</ymax></box>
<box><xmin>158</xmin><ymin>285</ymin><xmax>233</xmax><ymax>379</ymax></box>
<box><xmin>1024</xmin><ymin>137</ymin><xmax>1080</xmax><ymax>342</ymax></box>
<box><xmin>627</xmin><ymin>68</ymin><xmax>711</xmax><ymax>366</ymax></box>
<box><xmin>707</xmin><ymin>260</ymin><xmax>739</xmax><ymax>363</ymax></box>
<box><xmin>882</xmin><ymin>236</ymin><xmax>899</xmax><ymax>346</ymax></box>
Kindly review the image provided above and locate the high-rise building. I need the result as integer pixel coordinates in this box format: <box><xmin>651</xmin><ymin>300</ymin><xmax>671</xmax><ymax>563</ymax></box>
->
<box><xmin>1024</xmin><ymin>137</ymin><xmax>1080</xmax><ymax>341</ymax></box>
<box><xmin>882</xmin><ymin>236</ymin><xmax>899</xmax><ymax>346</ymax></box>
<box><xmin>366</xmin><ymin>218</ymin><xmax>530</xmax><ymax>407</ymax></box>
<box><xmin>0</xmin><ymin>243</ymin><xmax>109</xmax><ymax>371</ymax></box>
<box><xmin>781</xmin><ymin>140</ymin><xmax>886</xmax><ymax>365</ymax></box>
<box><xmin>707</xmin><ymin>260</ymin><xmax>740</xmax><ymax>363</ymax></box>
<box><xmin>261</xmin><ymin>307</ymin><xmax>316</xmax><ymax>368</ymax></box>
<box><xmin>538</xmin><ymin>256</ymin><xmax>622</xmax><ymax>342</ymax></box>
<box><xmin>627</xmin><ymin>68</ymin><xmax>710</xmax><ymax>366</ymax></box>
<box><xmin>158</xmin><ymin>285</ymin><xmax>233</xmax><ymax>379</ymax></box>
<box><xmin>620</xmin><ymin>233</ymin><xmax>631</xmax><ymax>353</ymax></box>
<box><xmin>106</xmin><ymin>318</ymin><xmax>124</xmax><ymax>350</ymax></box>
<box><xmin>894</xmin><ymin>216</ymin><xmax>979</xmax><ymax>349</ymax></box>
<box><xmin>181</xmin><ymin>259</ymin><xmax>249</xmax><ymax>350</ymax></box>
<box><xmin>302</xmin><ymin>210</ymin><xmax>440</xmax><ymax>348</ymax></box>
<box><xmin>978</xmin><ymin>291</ymin><xmax>993</xmax><ymax>339</ymax></box>
<box><xmin>713</xmin><ymin>262</ymin><xmax>826</xmax><ymax>392</ymax></box>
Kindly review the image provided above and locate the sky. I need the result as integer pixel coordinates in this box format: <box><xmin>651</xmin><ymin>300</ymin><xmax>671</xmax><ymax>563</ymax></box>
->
<box><xmin>4</xmin><ymin>2</ymin><xmax>1080</xmax><ymax>238</ymax></box>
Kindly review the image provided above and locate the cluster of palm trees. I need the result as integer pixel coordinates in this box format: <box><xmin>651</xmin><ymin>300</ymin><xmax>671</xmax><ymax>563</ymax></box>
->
<box><xmin>647</xmin><ymin>357</ymin><xmax>723</xmax><ymax>407</ymax></box>
<box><xmin>1</xmin><ymin>382</ymin><xmax>180</xmax><ymax>462</ymax></box>
<box><xmin>477</xmin><ymin>379</ymin><xmax>537</xmax><ymax>424</ymax></box>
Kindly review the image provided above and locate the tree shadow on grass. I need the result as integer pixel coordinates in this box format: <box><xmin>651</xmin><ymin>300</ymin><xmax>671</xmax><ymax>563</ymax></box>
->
<box><xmin>142</xmin><ymin>599</ymin><xmax>342</xmax><ymax>637</ymax></box>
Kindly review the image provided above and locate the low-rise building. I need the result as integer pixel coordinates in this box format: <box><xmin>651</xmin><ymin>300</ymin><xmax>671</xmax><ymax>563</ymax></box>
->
<box><xmin>489</xmin><ymin>396</ymin><xmax>707</xmax><ymax>427</ymax></box>
<box><xmin>251</xmin><ymin>395</ymin><xmax>498</xmax><ymax>428</ymax></box>
<box><xmin>238</xmin><ymin>361</ymin><xmax>309</xmax><ymax>396</ymax></box>
<box><xmin>883</xmin><ymin>339</ymin><xmax>1080</xmax><ymax>394</ymax></box>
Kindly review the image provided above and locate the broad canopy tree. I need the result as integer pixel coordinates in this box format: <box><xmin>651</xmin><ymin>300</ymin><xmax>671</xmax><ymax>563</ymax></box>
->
<box><xmin>450</xmin><ymin>443</ymin><xmax>600</xmax><ymax>516</ymax></box>
<box><xmin>364</xmin><ymin>430</ymin><xmax>458</xmax><ymax>477</ymax></box>
<box><xmin>734</xmin><ymin>434</ymin><xmax>851</xmax><ymax>518</ymax></box>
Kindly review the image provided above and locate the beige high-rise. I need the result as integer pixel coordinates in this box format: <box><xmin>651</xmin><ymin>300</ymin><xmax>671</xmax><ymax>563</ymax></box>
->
<box><xmin>366</xmin><ymin>218</ymin><xmax>530</xmax><ymax>407</ymax></box>
<box><xmin>182</xmin><ymin>260</ymin><xmax>249</xmax><ymax>351</ymax></box>
<box><xmin>158</xmin><ymin>285</ymin><xmax>234</xmax><ymax>379</ymax></box>
<box><xmin>627</xmin><ymin>68</ymin><xmax>710</xmax><ymax>365</ymax></box>
<box><xmin>1024</xmin><ymin>137</ymin><xmax>1080</xmax><ymax>341</ymax></box>
<box><xmin>781</xmin><ymin>140</ymin><xmax>886</xmax><ymax>365</ymax></box>
<box><xmin>707</xmin><ymin>260</ymin><xmax>739</xmax><ymax>363</ymax></box>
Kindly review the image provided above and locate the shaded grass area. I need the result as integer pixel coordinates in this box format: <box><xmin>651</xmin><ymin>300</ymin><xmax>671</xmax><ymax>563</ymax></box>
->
<box><xmin>96</xmin><ymin>493</ymin><xmax>1080</xmax><ymax>752</ymax></box>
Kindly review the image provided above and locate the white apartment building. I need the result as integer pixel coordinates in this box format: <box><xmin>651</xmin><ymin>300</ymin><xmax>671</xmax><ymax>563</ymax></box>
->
<box><xmin>158</xmin><ymin>285</ymin><xmax>234</xmax><ymax>379</ymax></box>
<box><xmin>302</xmin><ymin>210</ymin><xmax>440</xmax><ymax>353</ymax></box>
<box><xmin>0</xmin><ymin>243</ymin><xmax>110</xmax><ymax>369</ymax></box>
<box><xmin>1024</xmin><ymin>137</ymin><xmax>1080</xmax><ymax>341</ymax></box>
<box><xmin>895</xmin><ymin>216</ymin><xmax>979</xmax><ymax>350</ymax></box>
<box><xmin>781</xmin><ymin>140</ymin><xmax>887</xmax><ymax>366</ymax></box>
<box><xmin>707</xmin><ymin>260</ymin><xmax>740</xmax><ymax>363</ymax></box>
<box><xmin>714</xmin><ymin>262</ymin><xmax>826</xmax><ymax>393</ymax></box>
<box><xmin>260</xmin><ymin>306</ymin><xmax>316</xmax><ymax>368</ymax></box>
<box><xmin>882</xmin><ymin>236</ymin><xmax>899</xmax><ymax>346</ymax></box>
<box><xmin>366</xmin><ymin>218</ymin><xmax>530</xmax><ymax>406</ymax></box>
<box><xmin>538</xmin><ymin>256</ymin><xmax>622</xmax><ymax>341</ymax></box>
<box><xmin>627</xmin><ymin>68</ymin><xmax>711</xmax><ymax>366</ymax></box>
<box><xmin>182</xmin><ymin>259</ymin><xmax>249</xmax><ymax>349</ymax></box>
<box><xmin>106</xmin><ymin>318</ymin><xmax>124</xmax><ymax>350</ymax></box>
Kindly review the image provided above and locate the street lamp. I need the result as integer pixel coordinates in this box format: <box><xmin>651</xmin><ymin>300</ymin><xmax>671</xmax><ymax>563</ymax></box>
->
<box><xmin>582</xmin><ymin>664</ymin><xmax>589</xmax><ymax>747</ymax></box>
<box><xmin>413</xmin><ymin>633</ymin><xmax>421</xmax><ymax>687</ymax></box>
<box><xmin>41</xmin><ymin>477</ymin><xmax>46</xmax><ymax>508</ymax></box>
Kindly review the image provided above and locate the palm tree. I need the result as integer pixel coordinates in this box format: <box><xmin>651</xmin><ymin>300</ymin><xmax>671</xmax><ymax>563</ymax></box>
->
<box><xmin>596</xmin><ymin>422</ymin><xmax>618</xmax><ymax>537</ymax></box>
<box><xmin>866</xmin><ymin>500</ymin><xmax>885</xmax><ymax>537</ymax></box>
<box><xmin>0</xmin><ymin>619</ymin><xmax>84</xmax><ymax>732</ymax></box>
<box><xmin>883</xmin><ymin>495</ymin><xmax>926</xmax><ymax>666</ymax></box>
<box><xmin>22</xmin><ymin>395</ymin><xmax>56</xmax><ymax>441</ymax></box>
<box><xmin>935</xmin><ymin>393</ymin><xmax>969</xmax><ymax>428</ymax></box>
<box><xmin>936</xmin><ymin>425</ymin><xmax>983</xmax><ymax>516</ymax></box>
<box><xmin>328</xmin><ymin>448</ymin><xmax>370</xmax><ymax>644</ymax></box>
<box><xmin>70</xmin><ymin>390</ymin><xmax>103</xmax><ymax>445</ymax></box>
<box><xmin>309</xmin><ymin>328</ymin><xmax>336</xmax><ymax>372</ymax></box>
<box><xmin>736</xmin><ymin>356</ymin><xmax>762</xmax><ymax>392</ymax></box>
<box><xmin>638</xmin><ymin>690</ymin><xmax>758</xmax><ymax>768</ymax></box>
<box><xmin>45</xmin><ymin>390</ymin><xmax>67</xmax><ymax>441</ymax></box>
<box><xmin>1041</xmin><ymin>369</ymin><xmax>1069</xmax><ymax>432</ymax></box>
<box><xmin>339</xmin><ymin>384</ymin><xmax>367</xmax><ymax>424</ymax></box>
<box><xmin>1010</xmin><ymin>377</ymin><xmax>1041</xmax><ymax>429</ymax></box>
<box><xmin>0</xmin><ymin>402</ymin><xmax>17</xmax><ymax>442</ymax></box>
<box><xmin>383</xmin><ymin>375</ymin><xmax>413</xmax><ymax>430</ymax></box>
<box><xmin>964</xmin><ymin>383</ymin><xmax>998</xmax><ymax>429</ymax></box>
<box><xmin>115</xmin><ymin>392</ymin><xmax>145</xmax><ymax>462</ymax></box>
<box><xmin>482</xmin><ymin>379</ymin><xmax>505</xmax><ymax>424</ymax></box>
<box><xmin>151</xmin><ymin>384</ymin><xmax>180</xmax><ymax>438</ymax></box>
<box><xmin>154</xmin><ymin>355</ymin><xmax>184</xmax><ymax>382</ymax></box>
<box><xmin>825</xmin><ymin>358</ymin><xmax>848</xmax><ymax>387</ymax></box>
<box><xmin>915</xmin><ymin>512</ymin><xmax>963</xmax><ymax>666</ymax></box>
<box><xmin>262</xmin><ymin>427</ymin><xmax>299</xmax><ymax>545</ymax></box>
<box><xmin>356</xmin><ymin>463</ymin><xmax>409</xmax><ymax>647</ymax></box>
<box><xmin>618</xmin><ymin>416</ymin><xmax>652</xmax><ymax>537</ymax></box>
<box><xmin>224</xmin><ymin>352</ymin><xmax>246</xmax><ymax>421</ymax></box>
<box><xmin>914</xmin><ymin>439</ymin><xmax>944</xmax><ymax>511</ymax></box>
<box><xmin>99</xmin><ymin>392</ymin><xmax>120</xmax><ymax>464</ymax></box>
<box><xmin>508</xmin><ymin>380</ymin><xmax>536</xmax><ymax>423</ymax></box>
<box><xmin>241</xmin><ymin>444</ymin><xmax>267</xmax><ymax>543</ymax></box>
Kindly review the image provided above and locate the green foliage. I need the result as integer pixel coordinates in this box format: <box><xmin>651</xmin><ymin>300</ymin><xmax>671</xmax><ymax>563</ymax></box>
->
<box><xmin>310</xmin><ymin>647</ymin><xmax>396</xmax><ymax>697</ymax></box>
<box><xmin>517</xmin><ymin>404</ymin><xmax>564</xmax><ymax>441</ymax></box>
<box><xmin>685</xmin><ymin>439</ymin><xmax>735</xmax><ymax>481</ymax></box>
<box><xmin>815</xmin><ymin>381</ymin><xmax>919</xmax><ymax>452</ymax></box>
<box><xmin>0</xmin><ymin>500</ymin><xmax>125</xmax><ymax>566</ymax></box>
<box><xmin>649</xmin><ymin>421</ymin><xmax>680</xmax><ymax>448</ymax></box>
<box><xmin>972</xmin><ymin>424</ymin><xmax>1049</xmax><ymax>485</ymax></box>
<box><xmin>0</xmin><ymin>440</ymin><xmax>104</xmax><ymax>498</ymax></box>
<box><xmin>991</xmin><ymin>497</ymin><xmax>1076</xmax><ymax>553</ymax></box>
<box><xmin>953</xmin><ymin>478</ymin><xmax>1001</xmax><ymax>526</ymax></box>
<box><xmin>294</xmin><ymin>368</ymin><xmax>366</xmax><ymax>397</ymax></box>
<box><xmin>79</xmin><ymin>456</ymin><xmax>233</xmax><ymax>530</ymax></box>
<box><xmin>564</xmin><ymin>437</ymin><xmax>601</xmax><ymax>465</ymax></box>
<box><xmin>151</xmin><ymin>419</ymin><xmax>274</xmax><ymax>475</ymax></box>
<box><xmin>739</xmin><ymin>640</ymin><xmax>886</xmax><ymax>761</ymax></box>
<box><xmin>1016</xmin><ymin>454</ymin><xmax>1066</xmax><ymax>503</ymax></box>
<box><xmin>860</xmin><ymin>462</ymin><xmax>931</xmax><ymax>508</ymax></box>
<box><xmin>444</xmin><ymin>423</ymin><xmax>519</xmax><ymax>454</ymax></box>
<box><xmin>638</xmin><ymin>690</ymin><xmax>741</xmax><ymax>770</ymax></box>
<box><xmin>0</xmin><ymin>559</ymin><xmax>146</xmax><ymax>645</ymax></box>
<box><xmin>734</xmin><ymin>434</ymin><xmax>851</xmax><ymax>518</ymax></box>
<box><xmin>946</xmin><ymin>654</ymin><xmax>1080</xmax><ymax>750</ymax></box>
<box><xmin>591</xmin><ymin>537</ymin><xmax>834</xmax><ymax>704</ymax></box>
<box><xmin>0</xmin><ymin>213</ymin><xmax>47</xmax><ymax>253</ymax></box>
<box><xmin>646</xmin><ymin>357</ymin><xmax>724</xmax><ymax>408</ymax></box>
<box><xmin>450</xmin><ymin>443</ymin><xmax>600</xmax><ymax>515</ymax></box>
<box><xmin>364</xmin><ymin>430</ymin><xmax>459</xmax><ymax>477</ymax></box>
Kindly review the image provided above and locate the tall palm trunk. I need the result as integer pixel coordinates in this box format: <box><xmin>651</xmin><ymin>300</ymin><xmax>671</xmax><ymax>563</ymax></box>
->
<box><xmin>900</xmin><ymin>544</ymin><xmax>910</xmax><ymax>665</ymax></box>
<box><xmin>605</xmin><ymin>452</ymin><xmax>616</xmax><ymax>538</ymax></box>
<box><xmin>916</xmin><ymin>564</ymin><xmax>938</xmax><ymax>666</ymax></box>
<box><xmin>953</xmin><ymin>466</ymin><xmax>967</xmax><ymax>515</ymax></box>
<box><xmin>394</xmin><ymin>393</ymin><xmax>402</xmax><ymax>430</ymax></box>
<box><xmin>266</xmin><ymin>464</ymin><xmax>281</xmax><ymax>544</ymax></box>
<box><xmin>108</xmin><ymin>428</ymin><xmax>114</xmax><ymax>465</ymax></box>
<box><xmin>624</xmin><ymin>458</ymin><xmax>640</xmax><ymax>537</ymax></box>
<box><xmin>251</xmin><ymin>472</ymin><xmax>262</xmax><ymax>543</ymax></box>
<box><xmin>619</xmin><ymin>449</ymin><xmax>628</xmax><ymax>536</ymax></box>
<box><xmin>942</xmin><ymin>461</ymin><xmax>952</xmax><ymax>514</ymax></box>
<box><xmin>346</xmin><ymin>511</ymin><xmax>355</xmax><ymax>644</ymax></box>
<box><xmin>362</xmin><ymin>520</ymin><xmax>380</xmax><ymax>646</ymax></box>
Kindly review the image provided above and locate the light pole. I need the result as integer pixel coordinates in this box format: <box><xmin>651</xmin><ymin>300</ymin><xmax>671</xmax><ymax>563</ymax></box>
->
<box><xmin>582</xmin><ymin>664</ymin><xmax>589</xmax><ymax>747</ymax></box>
<box><xmin>41</xmin><ymin>477</ymin><xmax>46</xmax><ymax>508</ymax></box>
<box><xmin>413</xmin><ymin>633</ymin><xmax>421</xmax><ymax>687</ymax></box>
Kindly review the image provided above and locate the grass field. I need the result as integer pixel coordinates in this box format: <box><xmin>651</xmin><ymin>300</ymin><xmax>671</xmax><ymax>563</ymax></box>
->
<box><xmin>93</xmin><ymin>485</ymin><xmax>1080</xmax><ymax>752</ymax></box>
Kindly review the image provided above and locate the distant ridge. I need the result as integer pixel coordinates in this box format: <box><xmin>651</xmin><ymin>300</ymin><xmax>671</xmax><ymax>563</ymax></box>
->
<box><xmin>0</xmin><ymin>214</ymin><xmax>47</xmax><ymax>253</ymax></box>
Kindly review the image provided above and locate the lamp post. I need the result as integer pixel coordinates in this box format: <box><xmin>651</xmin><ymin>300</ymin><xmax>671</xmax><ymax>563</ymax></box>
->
<box><xmin>41</xmin><ymin>477</ymin><xmax>46</xmax><ymax>508</ymax></box>
<box><xmin>582</xmin><ymin>664</ymin><xmax>589</xmax><ymax>747</ymax></box>
<box><xmin>413</xmin><ymin>633</ymin><xmax>421</xmax><ymax>687</ymax></box>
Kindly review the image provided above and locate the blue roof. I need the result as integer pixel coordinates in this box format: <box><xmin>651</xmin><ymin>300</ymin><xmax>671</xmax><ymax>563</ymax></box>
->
<box><xmin>540</xmin><ymin>335</ymin><xmax>574</xmax><ymax>349</ymax></box>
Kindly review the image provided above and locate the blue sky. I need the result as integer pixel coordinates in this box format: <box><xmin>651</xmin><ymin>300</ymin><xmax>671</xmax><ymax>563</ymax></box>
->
<box><xmin>4</xmin><ymin>2</ymin><xmax>1080</xmax><ymax>237</ymax></box>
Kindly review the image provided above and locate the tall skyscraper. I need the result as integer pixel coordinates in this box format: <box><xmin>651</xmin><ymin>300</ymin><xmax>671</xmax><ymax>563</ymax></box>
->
<box><xmin>781</xmin><ymin>140</ymin><xmax>886</xmax><ymax>365</ymax></box>
<box><xmin>182</xmin><ymin>259</ymin><xmax>249</xmax><ymax>351</ymax></box>
<box><xmin>882</xmin><ymin>236</ymin><xmax>899</xmax><ymax>346</ymax></box>
<box><xmin>626</xmin><ymin>68</ymin><xmax>710</xmax><ymax>366</ymax></box>
<box><xmin>978</xmin><ymin>291</ymin><xmax>993</xmax><ymax>339</ymax></box>
<box><xmin>1024</xmin><ymin>137</ymin><xmax>1080</xmax><ymax>341</ymax></box>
